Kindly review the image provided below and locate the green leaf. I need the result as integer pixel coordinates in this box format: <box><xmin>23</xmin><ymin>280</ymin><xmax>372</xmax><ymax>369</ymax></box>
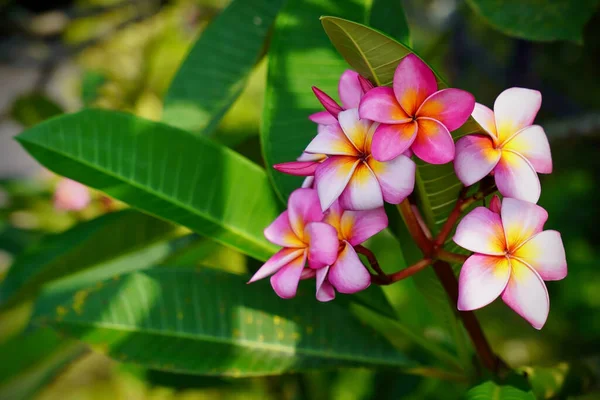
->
<box><xmin>261</xmin><ymin>0</ymin><xmax>370</xmax><ymax>201</ymax></box>
<box><xmin>15</xmin><ymin>109</ymin><xmax>280</xmax><ymax>261</ymax></box>
<box><xmin>162</xmin><ymin>0</ymin><xmax>287</xmax><ymax>135</ymax></box>
<box><xmin>0</xmin><ymin>210</ymin><xmax>180</xmax><ymax>308</ymax></box>
<box><xmin>10</xmin><ymin>93</ymin><xmax>64</xmax><ymax>128</ymax></box>
<box><xmin>520</xmin><ymin>363</ymin><xmax>596</xmax><ymax>399</ymax></box>
<box><xmin>467</xmin><ymin>0</ymin><xmax>599</xmax><ymax>44</ymax></box>
<box><xmin>368</xmin><ymin>0</ymin><xmax>411</xmax><ymax>45</ymax></box>
<box><xmin>0</xmin><ymin>327</ymin><xmax>86</xmax><ymax>400</ymax></box>
<box><xmin>466</xmin><ymin>375</ymin><xmax>535</xmax><ymax>399</ymax></box>
<box><xmin>31</xmin><ymin>267</ymin><xmax>414</xmax><ymax>376</ymax></box>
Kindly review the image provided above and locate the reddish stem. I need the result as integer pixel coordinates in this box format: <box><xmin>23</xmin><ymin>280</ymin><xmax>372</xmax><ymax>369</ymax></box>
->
<box><xmin>386</xmin><ymin>258</ymin><xmax>432</xmax><ymax>283</ymax></box>
<box><xmin>397</xmin><ymin>199</ymin><xmax>433</xmax><ymax>255</ymax></box>
<box><xmin>356</xmin><ymin>245</ymin><xmax>390</xmax><ymax>283</ymax></box>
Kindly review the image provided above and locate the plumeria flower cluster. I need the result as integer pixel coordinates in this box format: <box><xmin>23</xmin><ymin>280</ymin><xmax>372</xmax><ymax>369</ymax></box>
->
<box><xmin>250</xmin><ymin>53</ymin><xmax>566</xmax><ymax>328</ymax></box>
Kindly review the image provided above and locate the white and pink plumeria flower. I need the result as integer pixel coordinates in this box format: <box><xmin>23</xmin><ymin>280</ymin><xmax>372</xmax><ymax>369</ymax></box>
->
<box><xmin>359</xmin><ymin>54</ymin><xmax>475</xmax><ymax>164</ymax></box>
<box><xmin>454</xmin><ymin>88</ymin><xmax>552</xmax><ymax>203</ymax></box>
<box><xmin>248</xmin><ymin>188</ymin><xmax>387</xmax><ymax>301</ymax></box>
<box><xmin>453</xmin><ymin>196</ymin><xmax>567</xmax><ymax>329</ymax></box>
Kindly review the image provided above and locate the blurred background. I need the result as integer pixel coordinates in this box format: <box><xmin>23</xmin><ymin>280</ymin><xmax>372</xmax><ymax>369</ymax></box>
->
<box><xmin>0</xmin><ymin>0</ymin><xmax>598</xmax><ymax>399</ymax></box>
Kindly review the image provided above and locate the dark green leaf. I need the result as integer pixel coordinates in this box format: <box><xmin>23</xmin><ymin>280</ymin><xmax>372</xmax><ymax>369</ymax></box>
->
<box><xmin>10</xmin><ymin>93</ymin><xmax>64</xmax><ymax>128</ymax></box>
<box><xmin>520</xmin><ymin>363</ymin><xmax>596</xmax><ymax>399</ymax></box>
<box><xmin>31</xmin><ymin>267</ymin><xmax>414</xmax><ymax>376</ymax></box>
<box><xmin>467</xmin><ymin>0</ymin><xmax>599</xmax><ymax>44</ymax></box>
<box><xmin>466</xmin><ymin>374</ymin><xmax>535</xmax><ymax>399</ymax></box>
<box><xmin>16</xmin><ymin>109</ymin><xmax>280</xmax><ymax>261</ymax></box>
<box><xmin>261</xmin><ymin>0</ymin><xmax>370</xmax><ymax>201</ymax></box>
<box><xmin>0</xmin><ymin>327</ymin><xmax>86</xmax><ymax>400</ymax></box>
<box><xmin>162</xmin><ymin>0</ymin><xmax>287</xmax><ymax>135</ymax></box>
<box><xmin>0</xmin><ymin>210</ymin><xmax>179</xmax><ymax>308</ymax></box>
<box><xmin>368</xmin><ymin>0</ymin><xmax>411</xmax><ymax>45</ymax></box>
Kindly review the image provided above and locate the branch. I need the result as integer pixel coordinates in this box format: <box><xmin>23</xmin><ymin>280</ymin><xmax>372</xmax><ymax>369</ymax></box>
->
<box><xmin>397</xmin><ymin>199</ymin><xmax>433</xmax><ymax>255</ymax></box>
<box><xmin>356</xmin><ymin>245</ymin><xmax>390</xmax><ymax>284</ymax></box>
<box><xmin>437</xmin><ymin>249</ymin><xmax>469</xmax><ymax>264</ymax></box>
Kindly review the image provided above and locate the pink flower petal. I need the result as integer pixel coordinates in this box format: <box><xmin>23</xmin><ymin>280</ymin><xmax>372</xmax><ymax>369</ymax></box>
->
<box><xmin>264</xmin><ymin>211</ymin><xmax>304</xmax><ymax>248</ymax></box>
<box><xmin>471</xmin><ymin>103</ymin><xmax>498</xmax><ymax>141</ymax></box>
<box><xmin>370</xmin><ymin>121</ymin><xmax>418</xmax><ymax>162</ymax></box>
<box><xmin>412</xmin><ymin>117</ymin><xmax>455</xmax><ymax>164</ymax></box>
<box><xmin>494</xmin><ymin>151</ymin><xmax>541</xmax><ymax>203</ymax></box>
<box><xmin>309</xmin><ymin>111</ymin><xmax>337</xmax><ymax>125</ymax></box>
<box><xmin>393</xmin><ymin>54</ymin><xmax>438</xmax><ymax>116</ymax></box>
<box><xmin>338</xmin><ymin>70</ymin><xmax>363</xmax><ymax>109</ymax></box>
<box><xmin>501</xmin><ymin>258</ymin><xmax>549</xmax><ymax>330</ymax></box>
<box><xmin>305</xmin><ymin>221</ymin><xmax>340</xmax><ymax>269</ymax></box>
<box><xmin>312</xmin><ymin>86</ymin><xmax>343</xmax><ymax>117</ymax></box>
<box><xmin>338</xmin><ymin>162</ymin><xmax>384</xmax><ymax>211</ymax></box>
<box><xmin>502</xmin><ymin>125</ymin><xmax>552</xmax><ymax>174</ymax></box>
<box><xmin>305</xmin><ymin>123</ymin><xmax>359</xmax><ymax>156</ymax></box>
<box><xmin>300</xmin><ymin>269</ymin><xmax>316</xmax><ymax>280</ymax></box>
<box><xmin>454</xmin><ymin>134</ymin><xmax>501</xmax><ymax>186</ymax></box>
<box><xmin>54</xmin><ymin>179</ymin><xmax>91</xmax><ymax>211</ymax></box>
<box><xmin>368</xmin><ymin>154</ymin><xmax>416</xmax><ymax>204</ymax></box>
<box><xmin>328</xmin><ymin>242</ymin><xmax>371</xmax><ymax>294</ymax></box>
<box><xmin>248</xmin><ymin>248</ymin><xmax>305</xmax><ymax>283</ymax></box>
<box><xmin>489</xmin><ymin>195</ymin><xmax>502</xmax><ymax>214</ymax></box>
<box><xmin>501</xmin><ymin>197</ymin><xmax>548</xmax><ymax>251</ymax></box>
<box><xmin>274</xmin><ymin>160</ymin><xmax>320</xmax><ymax>176</ymax></box>
<box><xmin>338</xmin><ymin>108</ymin><xmax>371</xmax><ymax>153</ymax></box>
<box><xmin>358</xmin><ymin>87</ymin><xmax>411</xmax><ymax>124</ymax></box>
<box><xmin>340</xmin><ymin>207</ymin><xmax>388</xmax><ymax>246</ymax></box>
<box><xmin>513</xmin><ymin>230</ymin><xmax>567</xmax><ymax>281</ymax></box>
<box><xmin>457</xmin><ymin>254</ymin><xmax>511</xmax><ymax>311</ymax></box>
<box><xmin>494</xmin><ymin>87</ymin><xmax>541</xmax><ymax>143</ymax></box>
<box><xmin>417</xmin><ymin>88</ymin><xmax>475</xmax><ymax>131</ymax></box>
<box><xmin>270</xmin><ymin>252</ymin><xmax>307</xmax><ymax>299</ymax></box>
<box><xmin>323</xmin><ymin>200</ymin><xmax>343</xmax><ymax>232</ymax></box>
<box><xmin>453</xmin><ymin>207</ymin><xmax>506</xmax><ymax>255</ymax></box>
<box><xmin>315</xmin><ymin>156</ymin><xmax>360</xmax><ymax>211</ymax></box>
<box><xmin>316</xmin><ymin>267</ymin><xmax>336</xmax><ymax>302</ymax></box>
<box><xmin>288</xmin><ymin>188</ymin><xmax>324</xmax><ymax>239</ymax></box>
<box><xmin>358</xmin><ymin>75</ymin><xmax>374</xmax><ymax>93</ymax></box>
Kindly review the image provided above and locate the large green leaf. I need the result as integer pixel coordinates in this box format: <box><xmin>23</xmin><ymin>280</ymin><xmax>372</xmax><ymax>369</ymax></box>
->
<box><xmin>162</xmin><ymin>0</ymin><xmax>287</xmax><ymax>135</ymax></box>
<box><xmin>467</xmin><ymin>0</ymin><xmax>599</xmax><ymax>44</ymax></box>
<box><xmin>0</xmin><ymin>327</ymin><xmax>86</xmax><ymax>400</ymax></box>
<box><xmin>16</xmin><ymin>109</ymin><xmax>280</xmax><ymax>261</ymax></box>
<box><xmin>261</xmin><ymin>0</ymin><xmax>370</xmax><ymax>201</ymax></box>
<box><xmin>466</xmin><ymin>375</ymin><xmax>535</xmax><ymax>399</ymax></box>
<box><xmin>0</xmin><ymin>210</ymin><xmax>179</xmax><ymax>308</ymax></box>
<box><xmin>31</xmin><ymin>267</ymin><xmax>414</xmax><ymax>376</ymax></box>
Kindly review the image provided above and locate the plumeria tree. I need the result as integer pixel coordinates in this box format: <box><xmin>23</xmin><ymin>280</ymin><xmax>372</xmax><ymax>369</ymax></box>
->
<box><xmin>1</xmin><ymin>0</ymin><xmax>597</xmax><ymax>399</ymax></box>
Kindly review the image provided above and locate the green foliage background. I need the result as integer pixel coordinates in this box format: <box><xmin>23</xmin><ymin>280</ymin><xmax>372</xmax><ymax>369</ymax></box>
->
<box><xmin>0</xmin><ymin>0</ymin><xmax>598</xmax><ymax>399</ymax></box>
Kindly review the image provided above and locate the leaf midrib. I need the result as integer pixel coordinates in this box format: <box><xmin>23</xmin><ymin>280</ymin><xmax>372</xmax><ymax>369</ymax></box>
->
<box><xmin>47</xmin><ymin>319</ymin><xmax>410</xmax><ymax>367</ymax></box>
<box><xmin>17</xmin><ymin>137</ymin><xmax>277</xmax><ymax>259</ymax></box>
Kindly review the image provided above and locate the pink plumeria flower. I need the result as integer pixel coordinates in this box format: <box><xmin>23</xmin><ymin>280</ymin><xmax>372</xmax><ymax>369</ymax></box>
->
<box><xmin>359</xmin><ymin>54</ymin><xmax>475</xmax><ymax>164</ymax></box>
<box><xmin>305</xmin><ymin>108</ymin><xmax>416</xmax><ymax>211</ymax></box>
<box><xmin>453</xmin><ymin>197</ymin><xmax>567</xmax><ymax>329</ymax></box>
<box><xmin>315</xmin><ymin>201</ymin><xmax>388</xmax><ymax>302</ymax></box>
<box><xmin>248</xmin><ymin>188</ymin><xmax>339</xmax><ymax>299</ymax></box>
<box><xmin>54</xmin><ymin>178</ymin><xmax>91</xmax><ymax>211</ymax></box>
<box><xmin>454</xmin><ymin>88</ymin><xmax>551</xmax><ymax>203</ymax></box>
<box><xmin>273</xmin><ymin>150</ymin><xmax>327</xmax><ymax>189</ymax></box>
<box><xmin>309</xmin><ymin>70</ymin><xmax>373</xmax><ymax>124</ymax></box>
